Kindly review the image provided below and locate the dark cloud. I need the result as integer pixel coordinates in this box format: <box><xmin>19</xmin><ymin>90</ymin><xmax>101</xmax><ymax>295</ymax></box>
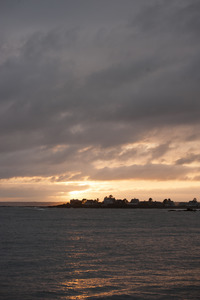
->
<box><xmin>150</xmin><ymin>142</ymin><xmax>171</xmax><ymax>161</ymax></box>
<box><xmin>176</xmin><ymin>154</ymin><xmax>200</xmax><ymax>165</ymax></box>
<box><xmin>91</xmin><ymin>163</ymin><xmax>191</xmax><ymax>181</ymax></box>
<box><xmin>0</xmin><ymin>0</ymin><xmax>200</xmax><ymax>188</ymax></box>
<box><xmin>132</xmin><ymin>0</ymin><xmax>200</xmax><ymax>38</ymax></box>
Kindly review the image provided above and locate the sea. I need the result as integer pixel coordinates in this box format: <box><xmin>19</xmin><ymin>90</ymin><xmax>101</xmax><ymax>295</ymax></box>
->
<box><xmin>0</xmin><ymin>207</ymin><xmax>200</xmax><ymax>300</ymax></box>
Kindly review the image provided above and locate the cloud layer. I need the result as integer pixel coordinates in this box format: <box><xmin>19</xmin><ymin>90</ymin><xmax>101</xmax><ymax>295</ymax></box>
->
<box><xmin>0</xmin><ymin>0</ymin><xmax>200</xmax><ymax>201</ymax></box>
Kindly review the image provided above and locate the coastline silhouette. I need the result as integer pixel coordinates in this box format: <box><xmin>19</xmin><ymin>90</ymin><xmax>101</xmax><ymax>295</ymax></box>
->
<box><xmin>51</xmin><ymin>195</ymin><xmax>199</xmax><ymax>210</ymax></box>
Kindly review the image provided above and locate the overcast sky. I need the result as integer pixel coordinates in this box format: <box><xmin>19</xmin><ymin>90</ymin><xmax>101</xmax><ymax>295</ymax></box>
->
<box><xmin>1</xmin><ymin>0</ymin><xmax>200</xmax><ymax>202</ymax></box>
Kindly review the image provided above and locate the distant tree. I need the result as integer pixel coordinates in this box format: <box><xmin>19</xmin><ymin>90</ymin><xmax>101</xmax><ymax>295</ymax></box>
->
<box><xmin>163</xmin><ymin>198</ymin><xmax>174</xmax><ymax>207</ymax></box>
<box><xmin>163</xmin><ymin>199</ymin><xmax>168</xmax><ymax>205</ymax></box>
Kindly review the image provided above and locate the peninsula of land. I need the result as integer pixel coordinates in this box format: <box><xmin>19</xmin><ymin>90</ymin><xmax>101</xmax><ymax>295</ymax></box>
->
<box><xmin>51</xmin><ymin>195</ymin><xmax>200</xmax><ymax>209</ymax></box>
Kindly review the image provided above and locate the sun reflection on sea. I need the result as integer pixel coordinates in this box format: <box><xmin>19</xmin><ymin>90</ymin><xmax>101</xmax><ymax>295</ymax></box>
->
<box><xmin>60</xmin><ymin>275</ymin><xmax>120</xmax><ymax>300</ymax></box>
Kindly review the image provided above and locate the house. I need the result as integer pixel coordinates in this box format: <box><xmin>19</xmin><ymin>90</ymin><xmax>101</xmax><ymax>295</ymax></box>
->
<box><xmin>116</xmin><ymin>199</ymin><xmax>128</xmax><ymax>204</ymax></box>
<box><xmin>103</xmin><ymin>195</ymin><xmax>116</xmax><ymax>206</ymax></box>
<box><xmin>130</xmin><ymin>198</ymin><xmax>139</xmax><ymax>205</ymax></box>
<box><xmin>187</xmin><ymin>198</ymin><xmax>199</xmax><ymax>208</ymax></box>
<box><xmin>83</xmin><ymin>199</ymin><xmax>99</xmax><ymax>207</ymax></box>
<box><xmin>70</xmin><ymin>199</ymin><xmax>82</xmax><ymax>207</ymax></box>
<box><xmin>114</xmin><ymin>199</ymin><xmax>129</xmax><ymax>207</ymax></box>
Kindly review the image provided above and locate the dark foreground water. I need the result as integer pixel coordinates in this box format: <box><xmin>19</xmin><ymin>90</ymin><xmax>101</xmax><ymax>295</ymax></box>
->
<box><xmin>0</xmin><ymin>207</ymin><xmax>200</xmax><ymax>300</ymax></box>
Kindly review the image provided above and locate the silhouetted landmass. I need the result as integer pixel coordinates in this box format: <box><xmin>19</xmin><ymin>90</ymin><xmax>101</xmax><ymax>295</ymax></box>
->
<box><xmin>49</xmin><ymin>196</ymin><xmax>200</xmax><ymax>209</ymax></box>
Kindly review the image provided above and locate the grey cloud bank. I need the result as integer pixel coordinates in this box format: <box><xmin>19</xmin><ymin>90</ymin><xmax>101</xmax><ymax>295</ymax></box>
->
<box><xmin>0</xmin><ymin>0</ymin><xmax>200</xmax><ymax>201</ymax></box>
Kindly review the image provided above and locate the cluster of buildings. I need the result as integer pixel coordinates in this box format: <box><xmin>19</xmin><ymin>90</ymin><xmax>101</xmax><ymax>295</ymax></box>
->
<box><xmin>56</xmin><ymin>195</ymin><xmax>200</xmax><ymax>209</ymax></box>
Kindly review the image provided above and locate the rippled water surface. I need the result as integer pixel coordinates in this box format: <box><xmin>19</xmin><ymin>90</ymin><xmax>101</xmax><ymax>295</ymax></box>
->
<box><xmin>0</xmin><ymin>207</ymin><xmax>200</xmax><ymax>299</ymax></box>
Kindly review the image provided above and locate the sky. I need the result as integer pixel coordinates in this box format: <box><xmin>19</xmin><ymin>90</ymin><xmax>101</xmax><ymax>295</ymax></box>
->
<box><xmin>0</xmin><ymin>0</ymin><xmax>200</xmax><ymax>203</ymax></box>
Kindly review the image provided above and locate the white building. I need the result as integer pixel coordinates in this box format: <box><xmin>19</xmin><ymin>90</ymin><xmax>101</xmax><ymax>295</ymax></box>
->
<box><xmin>103</xmin><ymin>196</ymin><xmax>116</xmax><ymax>205</ymax></box>
<box><xmin>130</xmin><ymin>198</ymin><xmax>139</xmax><ymax>205</ymax></box>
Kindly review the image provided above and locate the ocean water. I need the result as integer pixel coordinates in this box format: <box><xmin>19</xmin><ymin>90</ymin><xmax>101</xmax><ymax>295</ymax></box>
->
<box><xmin>0</xmin><ymin>207</ymin><xmax>200</xmax><ymax>300</ymax></box>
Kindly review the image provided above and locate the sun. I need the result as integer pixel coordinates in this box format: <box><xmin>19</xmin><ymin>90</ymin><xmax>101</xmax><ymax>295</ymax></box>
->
<box><xmin>69</xmin><ymin>190</ymin><xmax>85</xmax><ymax>198</ymax></box>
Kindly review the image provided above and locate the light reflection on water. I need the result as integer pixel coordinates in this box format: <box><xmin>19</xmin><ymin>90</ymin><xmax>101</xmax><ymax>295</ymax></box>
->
<box><xmin>0</xmin><ymin>208</ymin><xmax>200</xmax><ymax>299</ymax></box>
